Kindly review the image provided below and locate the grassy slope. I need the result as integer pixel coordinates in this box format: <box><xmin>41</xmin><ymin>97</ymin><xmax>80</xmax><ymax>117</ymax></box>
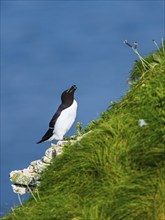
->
<box><xmin>3</xmin><ymin>44</ymin><xmax>165</xmax><ymax>220</ymax></box>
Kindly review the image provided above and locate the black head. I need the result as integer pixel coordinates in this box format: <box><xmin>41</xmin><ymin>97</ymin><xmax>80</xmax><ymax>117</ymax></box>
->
<box><xmin>61</xmin><ymin>85</ymin><xmax>77</xmax><ymax>106</ymax></box>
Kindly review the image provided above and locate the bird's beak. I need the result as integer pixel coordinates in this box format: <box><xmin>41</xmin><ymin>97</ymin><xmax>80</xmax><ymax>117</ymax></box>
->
<box><xmin>68</xmin><ymin>85</ymin><xmax>77</xmax><ymax>93</ymax></box>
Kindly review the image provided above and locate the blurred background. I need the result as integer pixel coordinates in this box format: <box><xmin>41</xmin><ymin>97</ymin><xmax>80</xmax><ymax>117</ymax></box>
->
<box><xmin>1</xmin><ymin>0</ymin><xmax>164</xmax><ymax>217</ymax></box>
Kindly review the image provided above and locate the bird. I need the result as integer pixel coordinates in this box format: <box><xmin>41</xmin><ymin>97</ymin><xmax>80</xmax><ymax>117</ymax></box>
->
<box><xmin>37</xmin><ymin>85</ymin><xmax>78</xmax><ymax>144</ymax></box>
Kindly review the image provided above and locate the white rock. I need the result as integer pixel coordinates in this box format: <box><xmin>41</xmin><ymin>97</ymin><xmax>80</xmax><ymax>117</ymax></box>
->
<box><xmin>31</xmin><ymin>160</ymin><xmax>49</xmax><ymax>174</ymax></box>
<box><xmin>11</xmin><ymin>184</ymin><xmax>29</xmax><ymax>195</ymax></box>
<box><xmin>42</xmin><ymin>156</ymin><xmax>52</xmax><ymax>164</ymax></box>
<box><xmin>53</xmin><ymin>145</ymin><xmax>63</xmax><ymax>155</ymax></box>
<box><xmin>57</xmin><ymin>140</ymin><xmax>69</xmax><ymax>146</ymax></box>
<box><xmin>45</xmin><ymin>147</ymin><xmax>56</xmax><ymax>159</ymax></box>
<box><xmin>27</xmin><ymin>164</ymin><xmax>35</xmax><ymax>173</ymax></box>
<box><xmin>10</xmin><ymin>169</ymin><xmax>39</xmax><ymax>185</ymax></box>
<box><xmin>30</xmin><ymin>160</ymin><xmax>40</xmax><ymax>167</ymax></box>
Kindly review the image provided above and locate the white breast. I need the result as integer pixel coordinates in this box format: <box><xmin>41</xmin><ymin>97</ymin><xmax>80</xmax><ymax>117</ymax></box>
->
<box><xmin>51</xmin><ymin>100</ymin><xmax>78</xmax><ymax>140</ymax></box>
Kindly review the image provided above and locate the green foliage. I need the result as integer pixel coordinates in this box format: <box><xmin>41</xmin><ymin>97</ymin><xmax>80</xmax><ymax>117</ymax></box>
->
<box><xmin>2</xmin><ymin>43</ymin><xmax>165</xmax><ymax>220</ymax></box>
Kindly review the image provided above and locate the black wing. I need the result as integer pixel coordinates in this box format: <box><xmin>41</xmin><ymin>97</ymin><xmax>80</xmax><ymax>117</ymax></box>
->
<box><xmin>49</xmin><ymin>104</ymin><xmax>66</xmax><ymax>128</ymax></box>
<box><xmin>37</xmin><ymin>104</ymin><xmax>67</xmax><ymax>144</ymax></box>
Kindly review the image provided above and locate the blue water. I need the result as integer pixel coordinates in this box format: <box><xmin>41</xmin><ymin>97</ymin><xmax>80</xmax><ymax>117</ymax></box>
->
<box><xmin>1</xmin><ymin>1</ymin><xmax>164</xmax><ymax>217</ymax></box>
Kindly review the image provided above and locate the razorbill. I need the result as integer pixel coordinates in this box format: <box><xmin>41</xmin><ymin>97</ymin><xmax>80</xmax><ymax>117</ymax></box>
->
<box><xmin>37</xmin><ymin>85</ymin><xmax>77</xmax><ymax>144</ymax></box>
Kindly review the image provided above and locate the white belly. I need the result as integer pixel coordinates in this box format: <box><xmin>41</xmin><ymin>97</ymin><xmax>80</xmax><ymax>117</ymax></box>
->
<box><xmin>51</xmin><ymin>100</ymin><xmax>78</xmax><ymax>140</ymax></box>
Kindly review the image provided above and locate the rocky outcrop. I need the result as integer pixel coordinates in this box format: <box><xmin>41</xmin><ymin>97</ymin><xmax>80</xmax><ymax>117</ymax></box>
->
<box><xmin>9</xmin><ymin>137</ymin><xmax>85</xmax><ymax>195</ymax></box>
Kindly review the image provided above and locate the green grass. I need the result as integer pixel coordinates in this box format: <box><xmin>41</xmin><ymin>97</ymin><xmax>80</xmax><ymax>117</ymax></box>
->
<box><xmin>2</xmin><ymin>42</ymin><xmax>165</xmax><ymax>220</ymax></box>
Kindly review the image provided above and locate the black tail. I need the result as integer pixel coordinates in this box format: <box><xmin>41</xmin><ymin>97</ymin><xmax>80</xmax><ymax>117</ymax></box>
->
<box><xmin>36</xmin><ymin>128</ymin><xmax>54</xmax><ymax>144</ymax></box>
<box><xmin>36</xmin><ymin>140</ymin><xmax>44</xmax><ymax>144</ymax></box>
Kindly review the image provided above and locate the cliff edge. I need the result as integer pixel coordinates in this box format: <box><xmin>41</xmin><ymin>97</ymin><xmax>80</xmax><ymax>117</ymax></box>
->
<box><xmin>3</xmin><ymin>41</ymin><xmax>165</xmax><ymax>220</ymax></box>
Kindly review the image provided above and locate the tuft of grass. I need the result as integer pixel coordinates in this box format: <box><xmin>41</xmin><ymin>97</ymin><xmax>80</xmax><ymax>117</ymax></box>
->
<box><xmin>2</xmin><ymin>42</ymin><xmax>165</xmax><ymax>220</ymax></box>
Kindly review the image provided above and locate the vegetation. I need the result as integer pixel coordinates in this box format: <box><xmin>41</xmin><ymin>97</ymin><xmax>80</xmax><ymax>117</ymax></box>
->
<box><xmin>2</xmin><ymin>41</ymin><xmax>165</xmax><ymax>220</ymax></box>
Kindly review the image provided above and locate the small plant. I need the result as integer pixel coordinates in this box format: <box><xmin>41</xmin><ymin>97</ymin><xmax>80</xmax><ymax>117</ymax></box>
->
<box><xmin>124</xmin><ymin>39</ymin><xmax>164</xmax><ymax>82</ymax></box>
<box><xmin>11</xmin><ymin>207</ymin><xmax>18</xmax><ymax>219</ymax></box>
<box><xmin>153</xmin><ymin>39</ymin><xmax>161</xmax><ymax>52</ymax></box>
<box><xmin>76</xmin><ymin>122</ymin><xmax>83</xmax><ymax>136</ymax></box>
<box><xmin>124</xmin><ymin>40</ymin><xmax>151</xmax><ymax>70</ymax></box>
<box><xmin>27</xmin><ymin>185</ymin><xmax>38</xmax><ymax>203</ymax></box>
<box><xmin>152</xmin><ymin>39</ymin><xmax>165</xmax><ymax>63</ymax></box>
<box><xmin>17</xmin><ymin>194</ymin><xmax>23</xmax><ymax>207</ymax></box>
